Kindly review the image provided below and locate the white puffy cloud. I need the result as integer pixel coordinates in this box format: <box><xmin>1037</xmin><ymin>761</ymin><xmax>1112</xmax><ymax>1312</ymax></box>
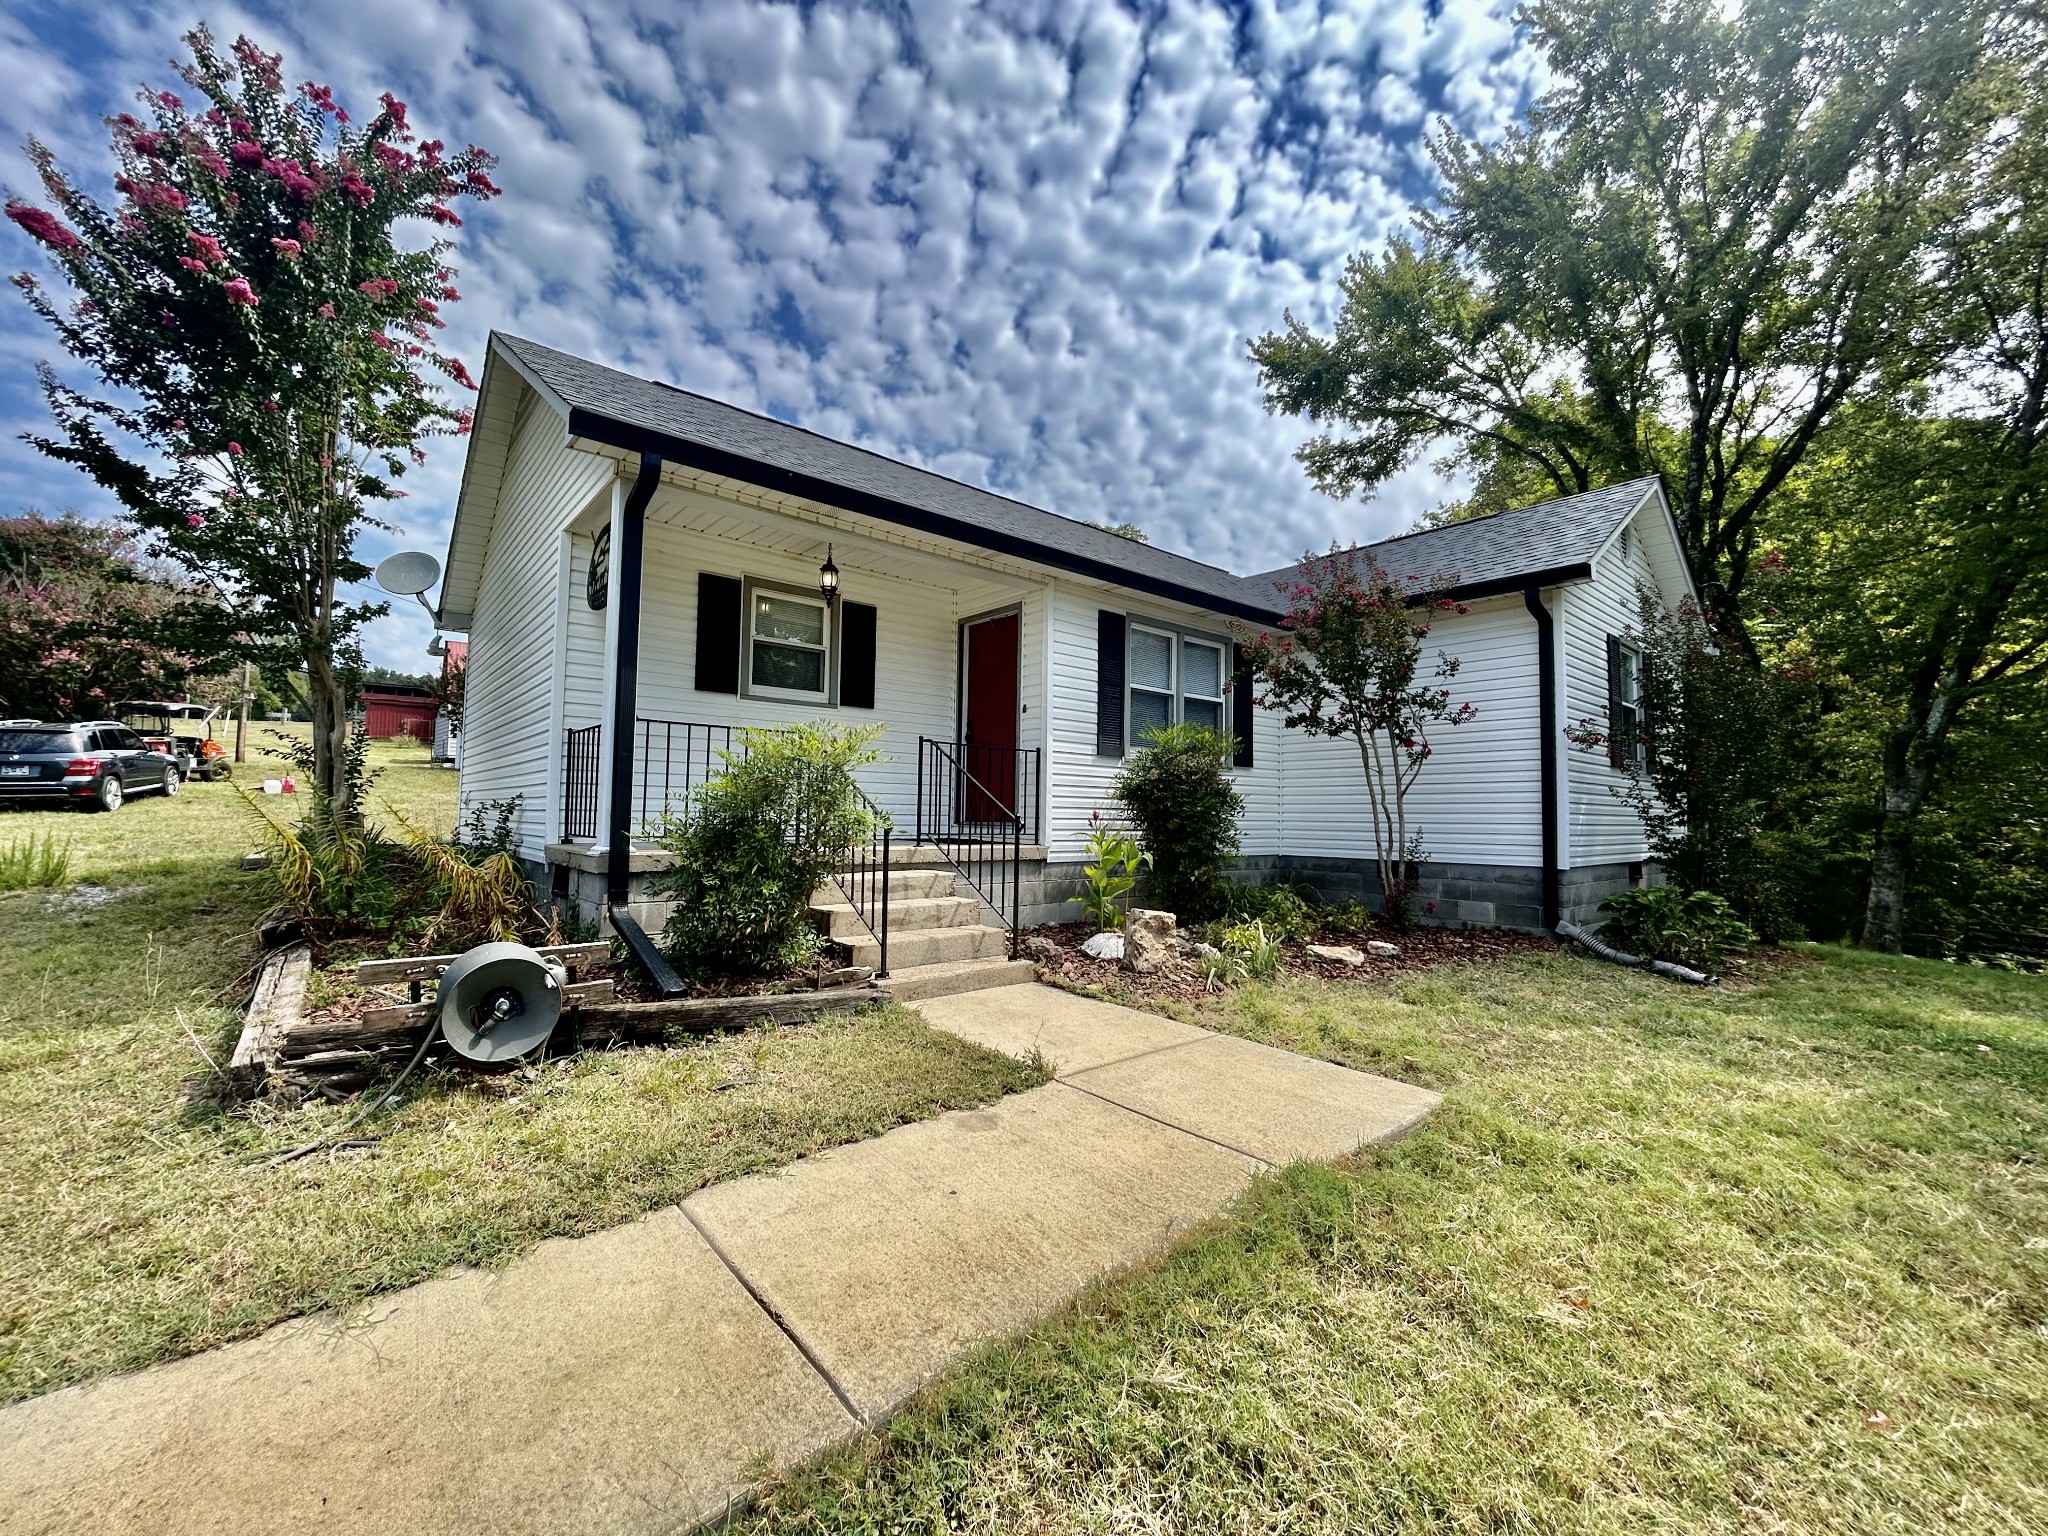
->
<box><xmin>0</xmin><ymin>0</ymin><xmax>1538</xmax><ymax>669</ymax></box>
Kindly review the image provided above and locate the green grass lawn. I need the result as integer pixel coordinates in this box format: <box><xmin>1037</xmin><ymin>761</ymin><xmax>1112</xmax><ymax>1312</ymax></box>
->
<box><xmin>0</xmin><ymin>733</ymin><xmax>1044</xmax><ymax>1403</ymax></box>
<box><xmin>740</xmin><ymin>949</ymin><xmax>2048</xmax><ymax>1535</ymax></box>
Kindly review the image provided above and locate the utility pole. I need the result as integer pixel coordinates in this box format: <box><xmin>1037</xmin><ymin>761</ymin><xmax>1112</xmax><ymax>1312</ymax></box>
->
<box><xmin>234</xmin><ymin>659</ymin><xmax>251</xmax><ymax>763</ymax></box>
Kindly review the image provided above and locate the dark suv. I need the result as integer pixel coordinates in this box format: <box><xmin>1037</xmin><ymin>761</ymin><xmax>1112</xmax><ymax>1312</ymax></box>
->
<box><xmin>0</xmin><ymin>721</ymin><xmax>181</xmax><ymax>812</ymax></box>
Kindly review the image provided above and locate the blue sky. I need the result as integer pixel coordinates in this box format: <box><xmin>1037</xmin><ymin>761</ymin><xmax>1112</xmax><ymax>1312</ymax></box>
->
<box><xmin>0</xmin><ymin>0</ymin><xmax>1540</xmax><ymax>670</ymax></box>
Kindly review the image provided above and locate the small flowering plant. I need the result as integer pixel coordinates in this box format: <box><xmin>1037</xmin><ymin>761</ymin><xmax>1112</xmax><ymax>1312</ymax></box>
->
<box><xmin>2</xmin><ymin>26</ymin><xmax>496</xmax><ymax>816</ymax></box>
<box><xmin>1235</xmin><ymin>546</ymin><xmax>1475</xmax><ymax>929</ymax></box>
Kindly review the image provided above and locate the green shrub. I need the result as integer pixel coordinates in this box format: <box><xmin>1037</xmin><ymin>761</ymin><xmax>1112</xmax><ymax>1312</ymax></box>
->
<box><xmin>1224</xmin><ymin>880</ymin><xmax>1316</xmax><ymax>943</ymax></box>
<box><xmin>1599</xmin><ymin>885</ymin><xmax>1756</xmax><ymax>971</ymax></box>
<box><xmin>1079</xmin><ymin>813</ymin><xmax>1150</xmax><ymax>931</ymax></box>
<box><xmin>1201</xmin><ymin>917</ymin><xmax>1283</xmax><ymax>987</ymax></box>
<box><xmin>0</xmin><ymin>832</ymin><xmax>71</xmax><ymax>891</ymax></box>
<box><xmin>1113</xmin><ymin>723</ymin><xmax>1244</xmax><ymax>922</ymax></box>
<box><xmin>651</xmin><ymin>722</ymin><xmax>882</xmax><ymax>979</ymax></box>
<box><xmin>1322</xmin><ymin>897</ymin><xmax>1374</xmax><ymax>937</ymax></box>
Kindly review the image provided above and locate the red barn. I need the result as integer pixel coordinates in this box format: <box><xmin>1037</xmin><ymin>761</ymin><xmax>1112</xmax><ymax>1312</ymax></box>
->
<box><xmin>361</xmin><ymin>687</ymin><xmax>435</xmax><ymax>742</ymax></box>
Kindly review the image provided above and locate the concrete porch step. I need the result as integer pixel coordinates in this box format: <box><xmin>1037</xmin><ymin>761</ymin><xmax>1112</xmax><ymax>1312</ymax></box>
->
<box><xmin>822</xmin><ymin>866</ymin><xmax>961</xmax><ymax>902</ymax></box>
<box><xmin>885</xmin><ymin>956</ymin><xmax>1038</xmax><ymax>1002</ymax></box>
<box><xmin>838</xmin><ymin>922</ymin><xmax>1010</xmax><ymax>972</ymax></box>
<box><xmin>810</xmin><ymin>894</ymin><xmax>982</xmax><ymax>940</ymax></box>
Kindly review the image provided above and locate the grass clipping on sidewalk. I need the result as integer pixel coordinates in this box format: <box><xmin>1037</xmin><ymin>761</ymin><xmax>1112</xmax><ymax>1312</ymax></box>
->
<box><xmin>740</xmin><ymin>947</ymin><xmax>2048</xmax><ymax>1535</ymax></box>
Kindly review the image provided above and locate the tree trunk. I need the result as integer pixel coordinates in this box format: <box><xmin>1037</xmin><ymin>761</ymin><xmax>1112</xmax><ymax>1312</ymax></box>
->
<box><xmin>304</xmin><ymin>646</ymin><xmax>352</xmax><ymax>817</ymax></box>
<box><xmin>1858</xmin><ymin>568</ymin><xmax>2018</xmax><ymax>951</ymax></box>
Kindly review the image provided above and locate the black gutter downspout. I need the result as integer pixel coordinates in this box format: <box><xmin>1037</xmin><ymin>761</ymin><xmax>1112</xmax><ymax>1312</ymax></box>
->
<box><xmin>1524</xmin><ymin>585</ymin><xmax>1561</xmax><ymax>932</ymax></box>
<box><xmin>604</xmin><ymin>452</ymin><xmax>687</xmax><ymax>998</ymax></box>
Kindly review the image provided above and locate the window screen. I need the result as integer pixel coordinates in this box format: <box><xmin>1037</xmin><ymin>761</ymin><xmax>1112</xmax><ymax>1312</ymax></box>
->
<box><xmin>748</xmin><ymin>589</ymin><xmax>830</xmax><ymax>698</ymax></box>
<box><xmin>1129</xmin><ymin>626</ymin><xmax>1175</xmax><ymax>745</ymax></box>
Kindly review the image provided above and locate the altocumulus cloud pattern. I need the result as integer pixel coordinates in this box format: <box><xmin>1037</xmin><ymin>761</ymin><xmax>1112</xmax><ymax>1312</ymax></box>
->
<box><xmin>0</xmin><ymin>0</ymin><xmax>1539</xmax><ymax>667</ymax></box>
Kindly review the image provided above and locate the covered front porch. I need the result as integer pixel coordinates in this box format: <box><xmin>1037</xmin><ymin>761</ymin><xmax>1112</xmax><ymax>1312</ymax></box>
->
<box><xmin>544</xmin><ymin>453</ymin><xmax>1062</xmax><ymax>977</ymax></box>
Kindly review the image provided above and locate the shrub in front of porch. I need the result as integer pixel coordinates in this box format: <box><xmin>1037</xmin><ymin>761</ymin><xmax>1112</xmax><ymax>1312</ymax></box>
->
<box><xmin>1113</xmin><ymin>723</ymin><xmax>1244</xmax><ymax>922</ymax></box>
<box><xmin>650</xmin><ymin>722</ymin><xmax>882</xmax><ymax>979</ymax></box>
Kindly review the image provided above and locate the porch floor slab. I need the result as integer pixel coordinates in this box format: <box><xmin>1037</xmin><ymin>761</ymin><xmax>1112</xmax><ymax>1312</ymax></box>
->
<box><xmin>0</xmin><ymin>984</ymin><xmax>1439</xmax><ymax>1535</ymax></box>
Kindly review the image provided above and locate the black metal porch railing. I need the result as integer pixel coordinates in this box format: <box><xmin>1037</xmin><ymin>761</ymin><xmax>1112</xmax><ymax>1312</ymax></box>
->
<box><xmin>915</xmin><ymin>736</ymin><xmax>1023</xmax><ymax>956</ymax></box>
<box><xmin>563</xmin><ymin>724</ymin><xmax>603</xmax><ymax>840</ymax></box>
<box><xmin>560</xmin><ymin>717</ymin><xmax>890</xmax><ymax>973</ymax></box>
<box><xmin>835</xmin><ymin>785</ymin><xmax>892</xmax><ymax>978</ymax></box>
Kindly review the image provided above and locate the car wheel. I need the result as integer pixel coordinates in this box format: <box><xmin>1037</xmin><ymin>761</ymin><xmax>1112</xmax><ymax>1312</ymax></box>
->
<box><xmin>94</xmin><ymin>774</ymin><xmax>124</xmax><ymax>813</ymax></box>
<box><xmin>210</xmin><ymin>762</ymin><xmax>232</xmax><ymax>781</ymax></box>
<box><xmin>161</xmin><ymin>766</ymin><xmax>180</xmax><ymax>797</ymax></box>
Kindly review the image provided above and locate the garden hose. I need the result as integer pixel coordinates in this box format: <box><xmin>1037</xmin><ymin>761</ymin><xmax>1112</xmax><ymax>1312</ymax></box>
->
<box><xmin>1556</xmin><ymin>920</ymin><xmax>1717</xmax><ymax>986</ymax></box>
<box><xmin>260</xmin><ymin>1022</ymin><xmax>440</xmax><ymax>1166</ymax></box>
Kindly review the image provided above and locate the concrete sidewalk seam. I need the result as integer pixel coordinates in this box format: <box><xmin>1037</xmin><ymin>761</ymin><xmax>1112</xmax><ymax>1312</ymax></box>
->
<box><xmin>1053</xmin><ymin>1078</ymin><xmax>1277</xmax><ymax>1169</ymax></box>
<box><xmin>1053</xmin><ymin>1031</ymin><xmax>1211</xmax><ymax>1076</ymax></box>
<box><xmin>680</xmin><ymin>1204</ymin><xmax>869</xmax><ymax>1430</ymax></box>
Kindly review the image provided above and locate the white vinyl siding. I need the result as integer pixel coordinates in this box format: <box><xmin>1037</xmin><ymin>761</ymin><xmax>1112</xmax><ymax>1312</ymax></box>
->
<box><xmin>1563</xmin><ymin>514</ymin><xmax>1661</xmax><ymax>865</ymax></box>
<box><xmin>1044</xmin><ymin>585</ymin><xmax>1281</xmax><ymax>862</ymax></box>
<box><xmin>457</xmin><ymin>390</ymin><xmax>615</xmax><ymax>859</ymax></box>
<box><xmin>631</xmin><ymin>516</ymin><xmax>1039</xmax><ymax>826</ymax></box>
<box><xmin>1274</xmin><ymin>593</ymin><xmax>1544</xmax><ymax>867</ymax></box>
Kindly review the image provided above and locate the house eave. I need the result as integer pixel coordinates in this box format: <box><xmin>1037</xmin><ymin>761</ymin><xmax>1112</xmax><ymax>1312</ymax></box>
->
<box><xmin>562</xmin><ymin>406</ymin><xmax>1288</xmax><ymax>627</ymax></box>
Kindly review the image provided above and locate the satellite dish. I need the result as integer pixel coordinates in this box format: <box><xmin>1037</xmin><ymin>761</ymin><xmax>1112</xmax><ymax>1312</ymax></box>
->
<box><xmin>374</xmin><ymin>550</ymin><xmax>442</xmax><ymax>598</ymax></box>
<box><xmin>436</xmin><ymin>941</ymin><xmax>565</xmax><ymax>1068</ymax></box>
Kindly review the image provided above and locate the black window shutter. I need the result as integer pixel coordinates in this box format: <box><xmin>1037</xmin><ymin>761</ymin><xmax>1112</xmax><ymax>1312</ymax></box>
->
<box><xmin>1232</xmin><ymin>644</ymin><xmax>1255</xmax><ymax>767</ymax></box>
<box><xmin>1096</xmin><ymin>610</ymin><xmax>1126</xmax><ymax>757</ymax></box>
<box><xmin>841</xmin><ymin>602</ymin><xmax>877</xmax><ymax>709</ymax></box>
<box><xmin>696</xmin><ymin>573</ymin><xmax>742</xmax><ymax>694</ymax></box>
<box><xmin>1604</xmin><ymin>633</ymin><xmax>1625</xmax><ymax>767</ymax></box>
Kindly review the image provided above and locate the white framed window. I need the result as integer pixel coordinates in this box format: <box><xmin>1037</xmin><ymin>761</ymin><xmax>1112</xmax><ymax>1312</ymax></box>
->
<box><xmin>1181</xmin><ymin>637</ymin><xmax>1225</xmax><ymax>732</ymax></box>
<box><xmin>1616</xmin><ymin>640</ymin><xmax>1644</xmax><ymax>765</ymax></box>
<box><xmin>743</xmin><ymin>579</ymin><xmax>833</xmax><ymax>703</ymax></box>
<box><xmin>1125</xmin><ymin>620</ymin><xmax>1229</xmax><ymax>750</ymax></box>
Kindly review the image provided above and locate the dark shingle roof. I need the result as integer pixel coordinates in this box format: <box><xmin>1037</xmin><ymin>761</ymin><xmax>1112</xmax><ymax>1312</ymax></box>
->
<box><xmin>494</xmin><ymin>334</ymin><xmax>1279</xmax><ymax>622</ymax></box>
<box><xmin>1246</xmin><ymin>478</ymin><xmax>1660</xmax><ymax>603</ymax></box>
<box><xmin>488</xmin><ymin>334</ymin><xmax>1659</xmax><ymax>619</ymax></box>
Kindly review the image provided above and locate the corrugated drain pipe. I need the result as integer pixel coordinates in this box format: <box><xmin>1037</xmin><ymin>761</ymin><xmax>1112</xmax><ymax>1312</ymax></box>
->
<box><xmin>604</xmin><ymin>451</ymin><xmax>688</xmax><ymax>999</ymax></box>
<box><xmin>1557</xmin><ymin>920</ymin><xmax>1718</xmax><ymax>986</ymax></box>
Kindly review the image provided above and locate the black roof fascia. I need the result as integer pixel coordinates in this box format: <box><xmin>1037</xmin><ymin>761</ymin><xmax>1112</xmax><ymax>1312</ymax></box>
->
<box><xmin>1437</xmin><ymin>564</ymin><xmax>1594</xmax><ymax>605</ymax></box>
<box><xmin>564</xmin><ymin>407</ymin><xmax>1287</xmax><ymax>626</ymax></box>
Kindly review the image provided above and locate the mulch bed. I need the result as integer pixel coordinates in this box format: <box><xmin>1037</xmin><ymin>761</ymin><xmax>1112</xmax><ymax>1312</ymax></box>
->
<box><xmin>1023</xmin><ymin>921</ymin><xmax>1556</xmax><ymax>1007</ymax></box>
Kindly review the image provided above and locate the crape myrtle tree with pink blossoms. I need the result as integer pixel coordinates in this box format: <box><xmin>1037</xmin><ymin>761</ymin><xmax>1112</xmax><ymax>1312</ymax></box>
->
<box><xmin>4</xmin><ymin>27</ymin><xmax>498</xmax><ymax>817</ymax></box>
<box><xmin>1235</xmin><ymin>548</ymin><xmax>1475</xmax><ymax>929</ymax></box>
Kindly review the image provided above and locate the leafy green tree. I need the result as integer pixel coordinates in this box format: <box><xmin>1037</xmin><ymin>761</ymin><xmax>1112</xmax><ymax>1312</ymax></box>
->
<box><xmin>1567</xmin><ymin>590</ymin><xmax>1813</xmax><ymax>937</ymax></box>
<box><xmin>4</xmin><ymin>27</ymin><xmax>497</xmax><ymax>815</ymax></box>
<box><xmin>0</xmin><ymin>511</ymin><xmax>196</xmax><ymax>717</ymax></box>
<box><xmin>1759</xmin><ymin>43</ymin><xmax>2048</xmax><ymax>953</ymax></box>
<box><xmin>1251</xmin><ymin>0</ymin><xmax>2001</xmax><ymax>629</ymax></box>
<box><xmin>1236</xmin><ymin>550</ymin><xmax>1475</xmax><ymax>929</ymax></box>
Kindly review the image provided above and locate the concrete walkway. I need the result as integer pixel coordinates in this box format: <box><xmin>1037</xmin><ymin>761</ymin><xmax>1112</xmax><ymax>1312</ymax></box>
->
<box><xmin>0</xmin><ymin>985</ymin><xmax>1438</xmax><ymax>1535</ymax></box>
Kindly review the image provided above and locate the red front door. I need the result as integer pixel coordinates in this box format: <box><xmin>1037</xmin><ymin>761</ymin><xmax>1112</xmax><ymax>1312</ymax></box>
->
<box><xmin>961</xmin><ymin>612</ymin><xmax>1019</xmax><ymax>822</ymax></box>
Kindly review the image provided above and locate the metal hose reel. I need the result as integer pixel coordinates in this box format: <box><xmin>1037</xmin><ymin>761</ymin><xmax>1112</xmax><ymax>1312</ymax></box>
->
<box><xmin>436</xmin><ymin>941</ymin><xmax>566</xmax><ymax>1066</ymax></box>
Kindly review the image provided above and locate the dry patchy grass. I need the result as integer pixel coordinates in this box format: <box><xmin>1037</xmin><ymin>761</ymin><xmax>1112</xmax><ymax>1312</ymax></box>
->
<box><xmin>0</xmin><ymin>733</ymin><xmax>1046</xmax><ymax>1402</ymax></box>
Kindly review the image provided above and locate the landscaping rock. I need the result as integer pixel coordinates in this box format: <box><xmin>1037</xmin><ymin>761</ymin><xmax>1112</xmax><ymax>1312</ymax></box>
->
<box><xmin>1306</xmin><ymin>943</ymin><xmax>1367</xmax><ymax>966</ymax></box>
<box><xmin>1081</xmin><ymin>931</ymin><xmax>1125</xmax><ymax>962</ymax></box>
<box><xmin>1366</xmin><ymin>940</ymin><xmax>1400</xmax><ymax>958</ymax></box>
<box><xmin>1025</xmin><ymin>935</ymin><xmax>1061</xmax><ymax>961</ymax></box>
<box><xmin>240</xmin><ymin>851</ymin><xmax>270</xmax><ymax>871</ymax></box>
<box><xmin>1176</xmin><ymin>936</ymin><xmax>1220</xmax><ymax>959</ymax></box>
<box><xmin>1124</xmin><ymin>909</ymin><xmax>1177</xmax><ymax>973</ymax></box>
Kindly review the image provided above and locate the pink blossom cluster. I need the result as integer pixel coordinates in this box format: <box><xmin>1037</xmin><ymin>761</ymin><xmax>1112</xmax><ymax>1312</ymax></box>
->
<box><xmin>5</xmin><ymin>202</ymin><xmax>81</xmax><ymax>253</ymax></box>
